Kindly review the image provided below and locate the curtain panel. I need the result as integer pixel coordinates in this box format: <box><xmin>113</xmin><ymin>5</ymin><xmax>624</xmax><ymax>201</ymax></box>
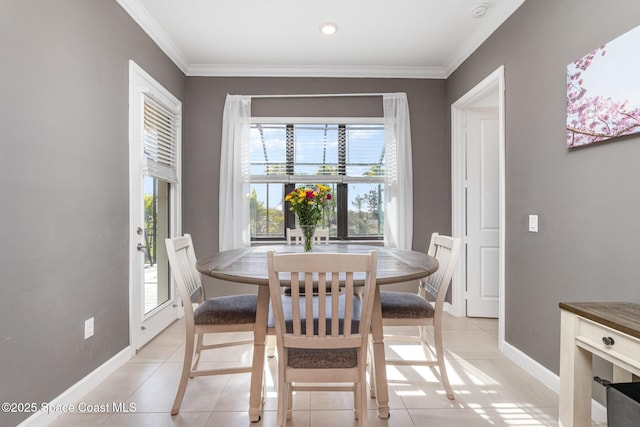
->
<box><xmin>219</xmin><ymin>92</ymin><xmax>413</xmax><ymax>250</ymax></box>
<box><xmin>383</xmin><ymin>93</ymin><xmax>413</xmax><ymax>250</ymax></box>
<box><xmin>219</xmin><ymin>95</ymin><xmax>251</xmax><ymax>251</ymax></box>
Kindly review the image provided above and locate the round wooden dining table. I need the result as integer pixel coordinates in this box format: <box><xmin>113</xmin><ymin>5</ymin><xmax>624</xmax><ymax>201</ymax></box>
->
<box><xmin>196</xmin><ymin>243</ymin><xmax>438</xmax><ymax>421</ymax></box>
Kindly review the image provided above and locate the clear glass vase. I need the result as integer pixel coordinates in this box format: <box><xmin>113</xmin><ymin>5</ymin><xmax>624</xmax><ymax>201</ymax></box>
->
<box><xmin>300</xmin><ymin>224</ymin><xmax>316</xmax><ymax>252</ymax></box>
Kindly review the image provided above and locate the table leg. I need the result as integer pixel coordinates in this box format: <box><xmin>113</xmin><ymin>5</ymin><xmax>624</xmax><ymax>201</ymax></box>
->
<box><xmin>370</xmin><ymin>285</ymin><xmax>390</xmax><ymax>419</ymax></box>
<box><xmin>559</xmin><ymin>310</ymin><xmax>592</xmax><ymax>427</ymax></box>
<box><xmin>249</xmin><ymin>286</ymin><xmax>270</xmax><ymax>422</ymax></box>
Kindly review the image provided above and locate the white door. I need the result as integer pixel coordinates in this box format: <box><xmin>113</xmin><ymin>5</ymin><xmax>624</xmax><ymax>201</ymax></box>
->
<box><xmin>466</xmin><ymin>107</ymin><xmax>499</xmax><ymax>318</ymax></box>
<box><xmin>129</xmin><ymin>62</ymin><xmax>181</xmax><ymax>352</ymax></box>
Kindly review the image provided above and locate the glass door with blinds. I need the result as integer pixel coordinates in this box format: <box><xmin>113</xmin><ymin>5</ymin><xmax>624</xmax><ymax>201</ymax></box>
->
<box><xmin>129</xmin><ymin>62</ymin><xmax>181</xmax><ymax>352</ymax></box>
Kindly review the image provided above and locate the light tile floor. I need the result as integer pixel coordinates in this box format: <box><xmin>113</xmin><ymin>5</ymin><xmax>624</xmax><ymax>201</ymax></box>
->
<box><xmin>49</xmin><ymin>314</ymin><xmax>593</xmax><ymax>427</ymax></box>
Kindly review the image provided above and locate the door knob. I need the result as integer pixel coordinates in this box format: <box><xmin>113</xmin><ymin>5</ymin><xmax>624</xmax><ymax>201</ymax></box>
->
<box><xmin>136</xmin><ymin>243</ymin><xmax>147</xmax><ymax>252</ymax></box>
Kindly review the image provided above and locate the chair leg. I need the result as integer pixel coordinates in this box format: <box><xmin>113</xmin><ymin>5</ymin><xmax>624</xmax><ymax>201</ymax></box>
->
<box><xmin>191</xmin><ymin>333</ymin><xmax>204</xmax><ymax>373</ymax></box>
<box><xmin>286</xmin><ymin>384</ymin><xmax>293</xmax><ymax>419</ymax></box>
<box><xmin>368</xmin><ymin>344</ymin><xmax>377</xmax><ymax>398</ymax></box>
<box><xmin>433</xmin><ymin>324</ymin><xmax>454</xmax><ymax>400</ymax></box>
<box><xmin>171</xmin><ymin>333</ymin><xmax>195</xmax><ymax>415</ymax></box>
<box><xmin>275</xmin><ymin>352</ymin><xmax>287</xmax><ymax>426</ymax></box>
<box><xmin>277</xmin><ymin>380</ymin><xmax>288</xmax><ymax>427</ymax></box>
<box><xmin>353</xmin><ymin>383</ymin><xmax>359</xmax><ymax>420</ymax></box>
<box><xmin>358</xmin><ymin>380</ymin><xmax>368</xmax><ymax>427</ymax></box>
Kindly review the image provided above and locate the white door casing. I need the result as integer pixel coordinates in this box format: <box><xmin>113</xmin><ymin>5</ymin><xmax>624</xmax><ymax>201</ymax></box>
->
<box><xmin>129</xmin><ymin>61</ymin><xmax>181</xmax><ymax>353</ymax></box>
<box><xmin>466</xmin><ymin>108</ymin><xmax>499</xmax><ymax>318</ymax></box>
<box><xmin>451</xmin><ymin>65</ymin><xmax>505</xmax><ymax>351</ymax></box>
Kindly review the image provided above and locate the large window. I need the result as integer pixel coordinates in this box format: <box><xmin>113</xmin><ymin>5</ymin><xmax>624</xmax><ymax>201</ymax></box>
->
<box><xmin>250</xmin><ymin>120</ymin><xmax>385</xmax><ymax>241</ymax></box>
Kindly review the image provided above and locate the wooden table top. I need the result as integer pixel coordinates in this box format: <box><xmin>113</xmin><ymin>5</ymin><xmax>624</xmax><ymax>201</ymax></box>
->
<box><xmin>559</xmin><ymin>302</ymin><xmax>640</xmax><ymax>340</ymax></box>
<box><xmin>196</xmin><ymin>244</ymin><xmax>439</xmax><ymax>286</ymax></box>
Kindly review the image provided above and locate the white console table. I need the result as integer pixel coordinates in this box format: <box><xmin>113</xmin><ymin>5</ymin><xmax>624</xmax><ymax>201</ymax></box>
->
<box><xmin>559</xmin><ymin>302</ymin><xmax>640</xmax><ymax>427</ymax></box>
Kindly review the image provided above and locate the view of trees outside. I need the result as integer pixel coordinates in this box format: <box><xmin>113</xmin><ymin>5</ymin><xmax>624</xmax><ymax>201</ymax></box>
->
<box><xmin>349</xmin><ymin>183</ymin><xmax>384</xmax><ymax>237</ymax></box>
<box><xmin>249</xmin><ymin>181</ymin><xmax>383</xmax><ymax>238</ymax></box>
<box><xmin>143</xmin><ymin>177</ymin><xmax>157</xmax><ymax>265</ymax></box>
<box><xmin>249</xmin><ymin>123</ymin><xmax>384</xmax><ymax>239</ymax></box>
<box><xmin>249</xmin><ymin>184</ymin><xmax>284</xmax><ymax>238</ymax></box>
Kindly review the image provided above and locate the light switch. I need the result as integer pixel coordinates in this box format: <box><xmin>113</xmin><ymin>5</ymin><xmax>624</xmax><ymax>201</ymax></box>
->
<box><xmin>528</xmin><ymin>215</ymin><xmax>538</xmax><ymax>232</ymax></box>
<box><xmin>85</xmin><ymin>317</ymin><xmax>94</xmax><ymax>339</ymax></box>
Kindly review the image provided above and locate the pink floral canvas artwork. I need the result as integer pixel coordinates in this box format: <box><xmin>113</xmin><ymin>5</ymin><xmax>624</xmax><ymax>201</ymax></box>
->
<box><xmin>566</xmin><ymin>25</ymin><xmax>640</xmax><ymax>148</ymax></box>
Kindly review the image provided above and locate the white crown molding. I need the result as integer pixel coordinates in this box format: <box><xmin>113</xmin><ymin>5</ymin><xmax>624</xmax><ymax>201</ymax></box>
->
<box><xmin>116</xmin><ymin>0</ymin><xmax>524</xmax><ymax>79</ymax></box>
<box><xmin>186</xmin><ymin>63</ymin><xmax>447</xmax><ymax>79</ymax></box>
<box><xmin>444</xmin><ymin>0</ymin><xmax>527</xmax><ymax>76</ymax></box>
<box><xmin>116</xmin><ymin>0</ymin><xmax>190</xmax><ymax>74</ymax></box>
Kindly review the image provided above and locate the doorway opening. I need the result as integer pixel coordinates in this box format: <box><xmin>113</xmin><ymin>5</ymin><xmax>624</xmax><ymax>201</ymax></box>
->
<box><xmin>129</xmin><ymin>61</ymin><xmax>182</xmax><ymax>353</ymax></box>
<box><xmin>451</xmin><ymin>66</ymin><xmax>506</xmax><ymax>351</ymax></box>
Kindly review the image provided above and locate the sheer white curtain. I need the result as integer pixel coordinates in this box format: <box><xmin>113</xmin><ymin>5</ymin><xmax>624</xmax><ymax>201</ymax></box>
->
<box><xmin>219</xmin><ymin>95</ymin><xmax>251</xmax><ymax>251</ymax></box>
<box><xmin>383</xmin><ymin>93</ymin><xmax>413</xmax><ymax>250</ymax></box>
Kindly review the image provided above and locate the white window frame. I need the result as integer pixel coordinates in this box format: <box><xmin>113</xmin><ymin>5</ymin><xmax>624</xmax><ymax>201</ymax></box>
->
<box><xmin>250</xmin><ymin>116</ymin><xmax>385</xmax><ymax>240</ymax></box>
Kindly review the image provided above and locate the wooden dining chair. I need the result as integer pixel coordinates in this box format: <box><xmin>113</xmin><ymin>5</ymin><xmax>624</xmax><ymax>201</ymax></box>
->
<box><xmin>165</xmin><ymin>234</ymin><xmax>259</xmax><ymax>415</ymax></box>
<box><xmin>267</xmin><ymin>250</ymin><xmax>378</xmax><ymax>427</ymax></box>
<box><xmin>371</xmin><ymin>233</ymin><xmax>461</xmax><ymax>400</ymax></box>
<box><xmin>268</xmin><ymin>227</ymin><xmax>331</xmax><ymax>357</ymax></box>
<box><xmin>285</xmin><ymin>227</ymin><xmax>330</xmax><ymax>244</ymax></box>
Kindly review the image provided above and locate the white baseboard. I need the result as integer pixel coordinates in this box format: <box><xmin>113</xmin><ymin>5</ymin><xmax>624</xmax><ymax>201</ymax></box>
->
<box><xmin>444</xmin><ymin>302</ymin><xmax>455</xmax><ymax>314</ymax></box>
<box><xmin>17</xmin><ymin>346</ymin><xmax>132</xmax><ymax>427</ymax></box>
<box><xmin>502</xmin><ymin>341</ymin><xmax>607</xmax><ymax>424</ymax></box>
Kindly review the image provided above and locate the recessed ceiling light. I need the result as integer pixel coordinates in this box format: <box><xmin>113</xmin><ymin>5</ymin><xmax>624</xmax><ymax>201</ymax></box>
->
<box><xmin>319</xmin><ymin>22</ymin><xmax>338</xmax><ymax>36</ymax></box>
<box><xmin>471</xmin><ymin>4</ymin><xmax>488</xmax><ymax>18</ymax></box>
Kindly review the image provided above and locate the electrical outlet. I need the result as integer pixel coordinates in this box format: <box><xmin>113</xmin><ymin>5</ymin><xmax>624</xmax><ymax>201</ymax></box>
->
<box><xmin>84</xmin><ymin>317</ymin><xmax>94</xmax><ymax>339</ymax></box>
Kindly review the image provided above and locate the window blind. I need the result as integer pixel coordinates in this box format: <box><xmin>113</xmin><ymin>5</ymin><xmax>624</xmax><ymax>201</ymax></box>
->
<box><xmin>249</xmin><ymin>123</ymin><xmax>384</xmax><ymax>181</ymax></box>
<box><xmin>143</xmin><ymin>94</ymin><xmax>178</xmax><ymax>183</ymax></box>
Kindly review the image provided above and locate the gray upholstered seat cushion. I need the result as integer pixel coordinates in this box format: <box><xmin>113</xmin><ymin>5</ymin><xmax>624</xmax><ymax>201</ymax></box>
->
<box><xmin>193</xmin><ymin>294</ymin><xmax>258</xmax><ymax>325</ymax></box>
<box><xmin>287</xmin><ymin>347</ymin><xmax>358</xmax><ymax>369</ymax></box>
<box><xmin>379</xmin><ymin>291</ymin><xmax>434</xmax><ymax>319</ymax></box>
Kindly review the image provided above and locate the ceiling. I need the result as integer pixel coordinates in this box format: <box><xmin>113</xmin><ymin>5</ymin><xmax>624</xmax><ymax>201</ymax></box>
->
<box><xmin>116</xmin><ymin>0</ymin><xmax>525</xmax><ymax>79</ymax></box>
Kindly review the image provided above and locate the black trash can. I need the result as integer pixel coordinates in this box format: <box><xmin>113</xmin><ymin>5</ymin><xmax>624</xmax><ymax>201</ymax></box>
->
<box><xmin>595</xmin><ymin>377</ymin><xmax>640</xmax><ymax>427</ymax></box>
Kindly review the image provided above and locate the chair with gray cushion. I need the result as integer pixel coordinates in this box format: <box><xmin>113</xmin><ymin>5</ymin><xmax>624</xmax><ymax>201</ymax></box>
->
<box><xmin>267</xmin><ymin>227</ymin><xmax>331</xmax><ymax>357</ymax></box>
<box><xmin>267</xmin><ymin>250</ymin><xmax>378</xmax><ymax>427</ymax></box>
<box><xmin>165</xmin><ymin>234</ymin><xmax>259</xmax><ymax>415</ymax></box>
<box><xmin>371</xmin><ymin>232</ymin><xmax>461</xmax><ymax>400</ymax></box>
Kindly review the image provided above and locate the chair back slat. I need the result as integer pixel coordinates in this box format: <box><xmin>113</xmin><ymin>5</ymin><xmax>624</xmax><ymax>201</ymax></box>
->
<box><xmin>423</xmin><ymin>233</ymin><xmax>461</xmax><ymax>303</ymax></box>
<box><xmin>304</xmin><ymin>272</ymin><xmax>314</xmax><ymax>336</ymax></box>
<box><xmin>165</xmin><ymin>234</ymin><xmax>204</xmax><ymax>316</ymax></box>
<box><xmin>343</xmin><ymin>272</ymin><xmax>354</xmax><ymax>336</ymax></box>
<box><xmin>318</xmin><ymin>274</ymin><xmax>327</xmax><ymax>336</ymax></box>
<box><xmin>290</xmin><ymin>273</ymin><xmax>301</xmax><ymax>336</ymax></box>
<box><xmin>330</xmin><ymin>275</ymin><xmax>341</xmax><ymax>337</ymax></box>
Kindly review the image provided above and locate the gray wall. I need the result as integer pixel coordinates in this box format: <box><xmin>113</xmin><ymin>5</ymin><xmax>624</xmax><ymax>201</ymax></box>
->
<box><xmin>0</xmin><ymin>1</ymin><xmax>185</xmax><ymax>425</ymax></box>
<box><xmin>5</xmin><ymin>0</ymin><xmax>638</xmax><ymax>423</ymax></box>
<box><xmin>183</xmin><ymin>77</ymin><xmax>451</xmax><ymax>295</ymax></box>
<box><xmin>447</xmin><ymin>0</ymin><xmax>640</xmax><ymax>377</ymax></box>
